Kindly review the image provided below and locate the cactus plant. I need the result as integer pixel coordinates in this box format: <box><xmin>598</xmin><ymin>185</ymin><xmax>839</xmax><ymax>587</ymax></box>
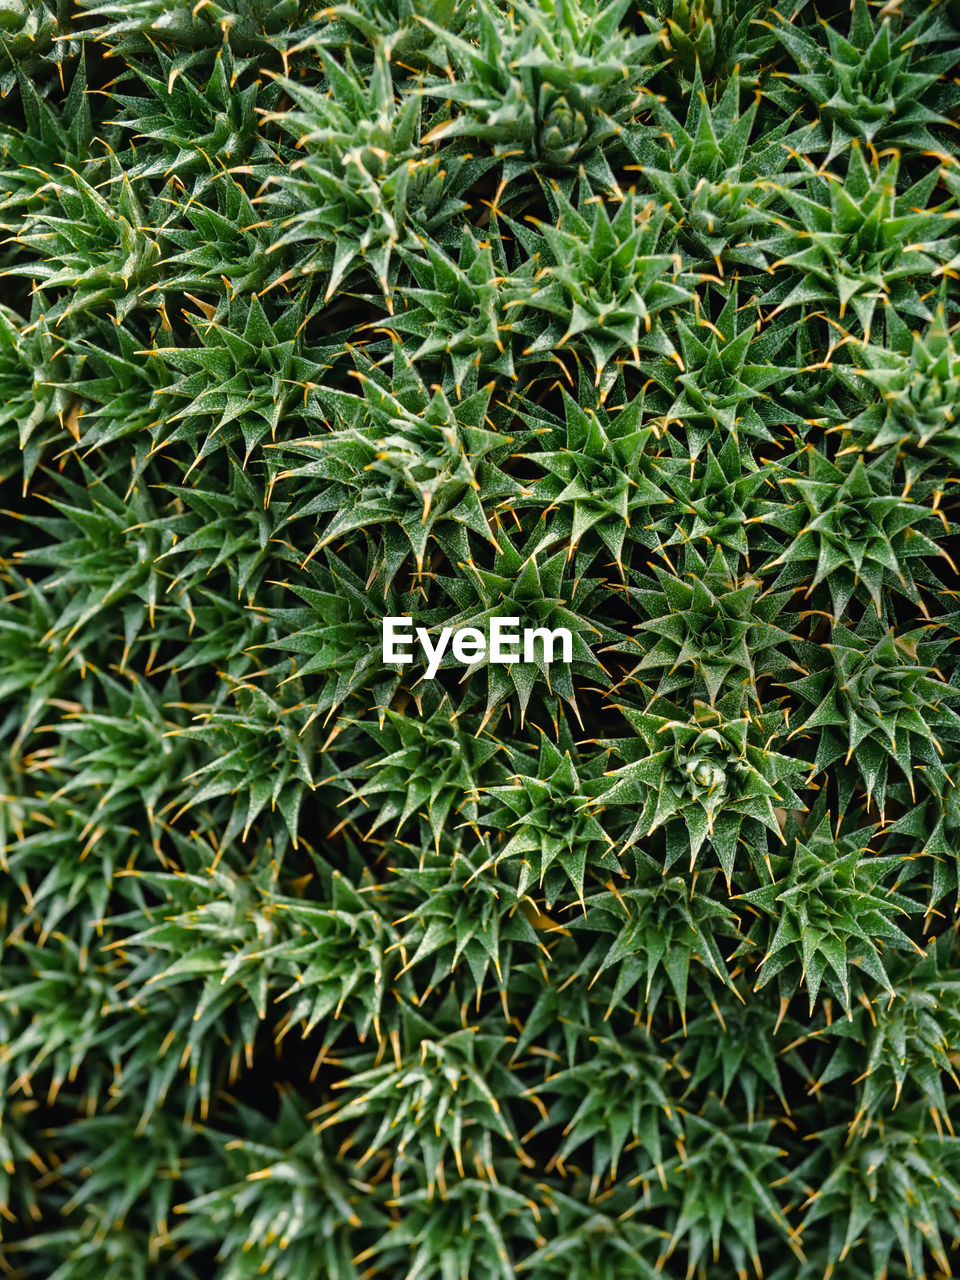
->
<box><xmin>2</xmin><ymin>2</ymin><xmax>960</xmax><ymax>1278</ymax></box>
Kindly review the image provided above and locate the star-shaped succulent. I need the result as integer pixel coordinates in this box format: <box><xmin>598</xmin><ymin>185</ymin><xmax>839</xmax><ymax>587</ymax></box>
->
<box><xmin>840</xmin><ymin>302</ymin><xmax>960</xmax><ymax>481</ymax></box>
<box><xmin>760</xmin><ymin>148</ymin><xmax>955</xmax><ymax>342</ymax></box>
<box><xmin>5</xmin><ymin>1</ymin><xmax>960</xmax><ymax>1274</ymax></box>
<box><xmin>644</xmin><ymin>287</ymin><xmax>803</xmax><ymax>457</ymax></box>
<box><xmin>338</xmin><ymin>695</ymin><xmax>501</xmax><ymax>850</ymax></box>
<box><xmin>787</xmin><ymin>616</ymin><xmax>960</xmax><ymax>815</ymax></box>
<box><xmin>259</xmin><ymin>47</ymin><xmax>491</xmax><ymax>300</ymax></box>
<box><xmin>515</xmin><ymin>375</ymin><xmax>668</xmax><ymax>570</ymax></box>
<box><xmin>594</xmin><ymin>699</ymin><xmax>805</xmax><ymax>886</ymax></box>
<box><xmin>418</xmin><ymin>0</ymin><xmax>662</xmax><ymax>184</ymax></box>
<box><xmin>792</xmin><ymin>1104</ymin><xmax>960</xmax><ymax>1280</ymax></box>
<box><xmin>421</xmin><ymin>528</ymin><xmax>616</xmax><ymax>728</ymax></box>
<box><xmin>643</xmin><ymin>0</ymin><xmax>770</xmax><ymax>91</ymax></box>
<box><xmin>773</xmin><ymin>0</ymin><xmax>960</xmax><ymax>162</ymax></box>
<box><xmin>571</xmin><ymin>850</ymin><xmax>743</xmax><ymax>1021</ymax></box>
<box><xmin>736</xmin><ymin>811</ymin><xmax>921</xmax><ymax>1013</ymax></box>
<box><xmin>475</xmin><ymin>734</ymin><xmax>616</xmax><ymax>907</ymax></box>
<box><xmin>276</xmin><ymin>359</ymin><xmax>522</xmax><ymax>573</ymax></box>
<box><xmin>763</xmin><ymin>451</ymin><xmax>950</xmax><ymax>620</ymax></box>
<box><xmin>503</xmin><ymin>180</ymin><xmax>692</xmax><ymax>387</ymax></box>
<box><xmin>607</xmin><ymin>543</ymin><xmax>797</xmax><ymax>711</ymax></box>
<box><xmin>624</xmin><ymin>69</ymin><xmax>794</xmax><ymax>270</ymax></box>
<box><xmin>655</xmin><ymin>432</ymin><xmax>787</xmax><ymax>567</ymax></box>
<box><xmin>391</xmin><ymin>229</ymin><xmax>516</xmax><ymax>390</ymax></box>
<box><xmin>794</xmin><ymin>936</ymin><xmax>960</xmax><ymax>1125</ymax></box>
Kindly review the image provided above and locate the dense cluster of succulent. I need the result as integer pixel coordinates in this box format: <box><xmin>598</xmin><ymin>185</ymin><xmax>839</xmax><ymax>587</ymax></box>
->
<box><xmin>1</xmin><ymin>0</ymin><xmax>960</xmax><ymax>1277</ymax></box>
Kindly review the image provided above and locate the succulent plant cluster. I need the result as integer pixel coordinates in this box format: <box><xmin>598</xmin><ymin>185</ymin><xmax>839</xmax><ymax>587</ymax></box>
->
<box><xmin>1</xmin><ymin>0</ymin><xmax>960</xmax><ymax>1277</ymax></box>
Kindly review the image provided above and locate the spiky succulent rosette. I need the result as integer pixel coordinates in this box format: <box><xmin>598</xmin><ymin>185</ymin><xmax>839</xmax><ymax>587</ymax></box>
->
<box><xmin>417</xmin><ymin>0</ymin><xmax>662</xmax><ymax>184</ymax></box>
<box><xmin>838</xmin><ymin>301</ymin><xmax>960</xmax><ymax>481</ymax></box>
<box><xmin>2</xmin><ymin>2</ymin><xmax>960</xmax><ymax>1278</ymax></box>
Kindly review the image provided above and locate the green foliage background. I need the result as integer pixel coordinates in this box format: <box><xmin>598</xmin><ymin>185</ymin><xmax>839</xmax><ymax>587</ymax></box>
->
<box><xmin>2</xmin><ymin>0</ymin><xmax>960</xmax><ymax>1275</ymax></box>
